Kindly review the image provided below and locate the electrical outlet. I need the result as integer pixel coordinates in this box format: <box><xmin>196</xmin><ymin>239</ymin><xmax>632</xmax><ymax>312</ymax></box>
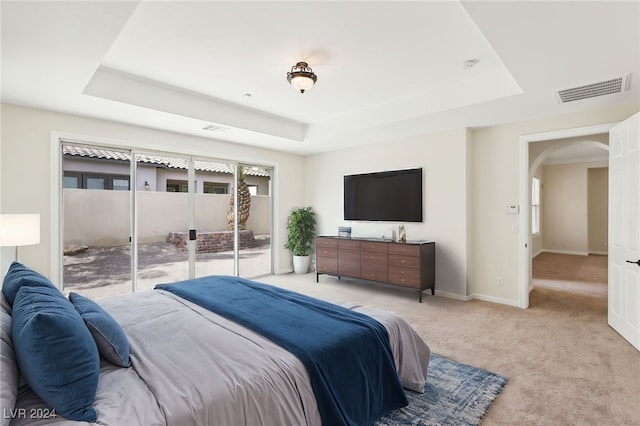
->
<box><xmin>497</xmin><ymin>277</ymin><xmax>504</xmax><ymax>287</ymax></box>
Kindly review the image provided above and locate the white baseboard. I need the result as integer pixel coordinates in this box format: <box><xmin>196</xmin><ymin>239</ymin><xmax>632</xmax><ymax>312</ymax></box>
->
<box><xmin>434</xmin><ymin>290</ymin><xmax>472</xmax><ymax>301</ymax></box>
<box><xmin>541</xmin><ymin>249</ymin><xmax>588</xmax><ymax>256</ymax></box>
<box><xmin>588</xmin><ymin>251</ymin><xmax>608</xmax><ymax>256</ymax></box>
<box><xmin>471</xmin><ymin>293</ymin><xmax>521</xmax><ymax>308</ymax></box>
<box><xmin>532</xmin><ymin>249</ymin><xmax>544</xmax><ymax>258</ymax></box>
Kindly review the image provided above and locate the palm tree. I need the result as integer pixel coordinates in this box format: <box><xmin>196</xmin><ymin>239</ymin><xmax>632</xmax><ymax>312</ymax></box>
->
<box><xmin>227</xmin><ymin>166</ymin><xmax>251</xmax><ymax>230</ymax></box>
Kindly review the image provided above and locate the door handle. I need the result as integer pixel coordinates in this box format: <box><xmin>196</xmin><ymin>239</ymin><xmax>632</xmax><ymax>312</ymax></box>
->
<box><xmin>626</xmin><ymin>259</ymin><xmax>640</xmax><ymax>266</ymax></box>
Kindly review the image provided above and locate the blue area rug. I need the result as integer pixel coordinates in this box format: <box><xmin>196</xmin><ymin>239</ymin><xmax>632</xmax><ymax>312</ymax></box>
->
<box><xmin>376</xmin><ymin>354</ymin><xmax>508</xmax><ymax>426</ymax></box>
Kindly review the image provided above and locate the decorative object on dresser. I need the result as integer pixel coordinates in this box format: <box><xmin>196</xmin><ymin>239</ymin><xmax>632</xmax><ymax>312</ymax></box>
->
<box><xmin>398</xmin><ymin>225</ymin><xmax>406</xmax><ymax>243</ymax></box>
<box><xmin>316</xmin><ymin>236</ymin><xmax>435</xmax><ymax>302</ymax></box>
<box><xmin>284</xmin><ymin>207</ymin><xmax>317</xmax><ymax>274</ymax></box>
<box><xmin>338</xmin><ymin>226</ymin><xmax>352</xmax><ymax>238</ymax></box>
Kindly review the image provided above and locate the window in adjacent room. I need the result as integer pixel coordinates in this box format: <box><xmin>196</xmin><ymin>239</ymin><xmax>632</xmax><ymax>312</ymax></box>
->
<box><xmin>531</xmin><ymin>176</ymin><xmax>540</xmax><ymax>235</ymax></box>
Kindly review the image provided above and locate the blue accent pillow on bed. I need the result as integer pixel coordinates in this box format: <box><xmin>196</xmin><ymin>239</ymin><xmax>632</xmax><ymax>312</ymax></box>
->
<box><xmin>11</xmin><ymin>286</ymin><xmax>99</xmax><ymax>422</ymax></box>
<box><xmin>1</xmin><ymin>294</ymin><xmax>18</xmax><ymax>426</ymax></box>
<box><xmin>1</xmin><ymin>261</ymin><xmax>57</xmax><ymax>307</ymax></box>
<box><xmin>69</xmin><ymin>292</ymin><xmax>131</xmax><ymax>367</ymax></box>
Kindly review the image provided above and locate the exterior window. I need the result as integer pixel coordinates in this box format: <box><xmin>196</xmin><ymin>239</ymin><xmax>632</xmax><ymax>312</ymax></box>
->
<box><xmin>167</xmin><ymin>180</ymin><xmax>188</xmax><ymax>193</ymax></box>
<box><xmin>63</xmin><ymin>175</ymin><xmax>80</xmax><ymax>189</ymax></box>
<box><xmin>203</xmin><ymin>182</ymin><xmax>228</xmax><ymax>194</ymax></box>
<box><xmin>112</xmin><ymin>178</ymin><xmax>129</xmax><ymax>191</ymax></box>
<box><xmin>532</xmin><ymin>177</ymin><xmax>540</xmax><ymax>235</ymax></box>
<box><xmin>63</xmin><ymin>173</ymin><xmax>129</xmax><ymax>190</ymax></box>
<box><xmin>86</xmin><ymin>177</ymin><xmax>105</xmax><ymax>190</ymax></box>
<box><xmin>248</xmin><ymin>185</ymin><xmax>258</xmax><ymax>196</ymax></box>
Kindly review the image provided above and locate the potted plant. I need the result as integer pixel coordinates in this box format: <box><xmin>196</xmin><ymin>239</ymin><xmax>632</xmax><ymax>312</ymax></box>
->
<box><xmin>284</xmin><ymin>207</ymin><xmax>317</xmax><ymax>274</ymax></box>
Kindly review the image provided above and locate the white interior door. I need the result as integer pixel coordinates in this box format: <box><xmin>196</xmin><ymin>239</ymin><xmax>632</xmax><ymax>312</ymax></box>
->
<box><xmin>608</xmin><ymin>112</ymin><xmax>640</xmax><ymax>351</ymax></box>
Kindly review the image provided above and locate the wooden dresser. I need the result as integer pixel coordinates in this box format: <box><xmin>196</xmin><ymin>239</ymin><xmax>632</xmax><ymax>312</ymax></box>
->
<box><xmin>316</xmin><ymin>236</ymin><xmax>435</xmax><ymax>302</ymax></box>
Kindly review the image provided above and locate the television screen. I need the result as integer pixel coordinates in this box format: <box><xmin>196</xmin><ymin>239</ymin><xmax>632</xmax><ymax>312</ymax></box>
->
<box><xmin>344</xmin><ymin>168</ymin><xmax>423</xmax><ymax>222</ymax></box>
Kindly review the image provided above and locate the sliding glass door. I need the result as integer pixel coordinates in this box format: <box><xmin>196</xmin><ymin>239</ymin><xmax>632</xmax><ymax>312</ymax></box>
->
<box><xmin>61</xmin><ymin>143</ymin><xmax>132</xmax><ymax>299</ymax></box>
<box><xmin>60</xmin><ymin>142</ymin><xmax>274</xmax><ymax>297</ymax></box>
<box><xmin>194</xmin><ymin>159</ymin><xmax>235</xmax><ymax>278</ymax></box>
<box><xmin>237</xmin><ymin>164</ymin><xmax>273</xmax><ymax>278</ymax></box>
<box><xmin>136</xmin><ymin>153</ymin><xmax>190</xmax><ymax>290</ymax></box>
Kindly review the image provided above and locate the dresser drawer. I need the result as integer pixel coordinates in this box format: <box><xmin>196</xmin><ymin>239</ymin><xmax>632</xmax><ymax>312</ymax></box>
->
<box><xmin>316</xmin><ymin>246</ymin><xmax>337</xmax><ymax>258</ymax></box>
<box><xmin>361</xmin><ymin>241</ymin><xmax>388</xmax><ymax>253</ymax></box>
<box><xmin>338</xmin><ymin>239</ymin><xmax>361</xmax><ymax>250</ymax></box>
<box><xmin>388</xmin><ymin>254</ymin><xmax>420</xmax><ymax>269</ymax></box>
<box><xmin>338</xmin><ymin>257</ymin><xmax>360</xmax><ymax>278</ymax></box>
<box><xmin>388</xmin><ymin>243</ymin><xmax>420</xmax><ymax>257</ymax></box>
<box><xmin>388</xmin><ymin>266</ymin><xmax>420</xmax><ymax>288</ymax></box>
<box><xmin>361</xmin><ymin>262</ymin><xmax>388</xmax><ymax>282</ymax></box>
<box><xmin>317</xmin><ymin>237</ymin><xmax>337</xmax><ymax>249</ymax></box>
<box><xmin>361</xmin><ymin>251</ymin><xmax>388</xmax><ymax>263</ymax></box>
<box><xmin>317</xmin><ymin>257</ymin><xmax>337</xmax><ymax>274</ymax></box>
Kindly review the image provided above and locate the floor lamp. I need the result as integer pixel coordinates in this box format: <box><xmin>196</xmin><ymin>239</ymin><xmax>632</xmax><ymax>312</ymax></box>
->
<box><xmin>0</xmin><ymin>214</ymin><xmax>41</xmax><ymax>261</ymax></box>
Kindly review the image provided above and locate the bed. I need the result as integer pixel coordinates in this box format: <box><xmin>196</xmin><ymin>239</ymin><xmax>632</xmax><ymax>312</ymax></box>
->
<box><xmin>1</xmin><ymin>262</ymin><xmax>430</xmax><ymax>426</ymax></box>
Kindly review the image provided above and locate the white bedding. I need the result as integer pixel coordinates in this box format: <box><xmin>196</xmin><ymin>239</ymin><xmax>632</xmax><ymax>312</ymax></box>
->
<box><xmin>8</xmin><ymin>290</ymin><xmax>429</xmax><ymax>426</ymax></box>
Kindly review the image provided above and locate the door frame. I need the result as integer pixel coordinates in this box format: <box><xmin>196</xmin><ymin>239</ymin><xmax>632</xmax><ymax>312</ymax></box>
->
<box><xmin>517</xmin><ymin>122</ymin><xmax>618</xmax><ymax>308</ymax></box>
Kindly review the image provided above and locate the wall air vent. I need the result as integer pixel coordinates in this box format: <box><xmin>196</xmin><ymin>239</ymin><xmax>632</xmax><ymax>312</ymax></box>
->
<box><xmin>202</xmin><ymin>124</ymin><xmax>229</xmax><ymax>133</ymax></box>
<box><xmin>555</xmin><ymin>74</ymin><xmax>631</xmax><ymax>103</ymax></box>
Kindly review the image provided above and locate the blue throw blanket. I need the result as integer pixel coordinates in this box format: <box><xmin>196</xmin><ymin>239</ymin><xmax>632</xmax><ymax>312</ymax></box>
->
<box><xmin>155</xmin><ymin>275</ymin><xmax>407</xmax><ymax>426</ymax></box>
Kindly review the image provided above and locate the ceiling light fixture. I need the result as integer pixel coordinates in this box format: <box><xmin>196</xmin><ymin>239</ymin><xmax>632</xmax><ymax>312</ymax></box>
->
<box><xmin>287</xmin><ymin>61</ymin><xmax>317</xmax><ymax>94</ymax></box>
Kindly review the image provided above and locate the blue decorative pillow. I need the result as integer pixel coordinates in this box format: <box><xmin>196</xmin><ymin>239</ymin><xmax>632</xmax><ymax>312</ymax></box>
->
<box><xmin>69</xmin><ymin>292</ymin><xmax>131</xmax><ymax>368</ymax></box>
<box><xmin>2</xmin><ymin>261</ymin><xmax>56</xmax><ymax>307</ymax></box>
<box><xmin>11</xmin><ymin>286</ymin><xmax>99</xmax><ymax>422</ymax></box>
<box><xmin>1</xmin><ymin>294</ymin><xmax>18</xmax><ymax>426</ymax></box>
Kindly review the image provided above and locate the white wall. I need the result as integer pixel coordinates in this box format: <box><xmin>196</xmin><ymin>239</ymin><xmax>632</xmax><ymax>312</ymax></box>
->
<box><xmin>541</xmin><ymin>162</ymin><xmax>590</xmax><ymax>254</ymax></box>
<box><xmin>305</xmin><ymin>128</ymin><xmax>470</xmax><ymax>298</ymax></box>
<box><xmin>470</xmin><ymin>104</ymin><xmax>638</xmax><ymax>304</ymax></box>
<box><xmin>535</xmin><ymin>161</ymin><xmax>608</xmax><ymax>255</ymax></box>
<box><xmin>0</xmin><ymin>103</ymin><xmax>305</xmax><ymax>279</ymax></box>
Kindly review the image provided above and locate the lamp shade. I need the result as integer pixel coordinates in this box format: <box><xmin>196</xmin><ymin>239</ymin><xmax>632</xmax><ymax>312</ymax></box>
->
<box><xmin>0</xmin><ymin>214</ymin><xmax>40</xmax><ymax>247</ymax></box>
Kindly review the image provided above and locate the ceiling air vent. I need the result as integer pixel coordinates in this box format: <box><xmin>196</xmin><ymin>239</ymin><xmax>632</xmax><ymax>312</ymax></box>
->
<box><xmin>202</xmin><ymin>124</ymin><xmax>229</xmax><ymax>133</ymax></box>
<box><xmin>555</xmin><ymin>74</ymin><xmax>631</xmax><ymax>103</ymax></box>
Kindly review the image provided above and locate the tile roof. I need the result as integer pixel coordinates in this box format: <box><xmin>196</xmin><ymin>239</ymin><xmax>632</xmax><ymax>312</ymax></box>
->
<box><xmin>63</xmin><ymin>145</ymin><xmax>270</xmax><ymax>177</ymax></box>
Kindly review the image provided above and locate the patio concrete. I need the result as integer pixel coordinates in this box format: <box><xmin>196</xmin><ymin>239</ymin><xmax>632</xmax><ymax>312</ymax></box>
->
<box><xmin>63</xmin><ymin>235</ymin><xmax>271</xmax><ymax>299</ymax></box>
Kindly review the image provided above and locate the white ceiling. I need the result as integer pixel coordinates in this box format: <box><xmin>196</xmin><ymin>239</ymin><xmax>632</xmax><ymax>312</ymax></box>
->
<box><xmin>1</xmin><ymin>1</ymin><xmax>638</xmax><ymax>156</ymax></box>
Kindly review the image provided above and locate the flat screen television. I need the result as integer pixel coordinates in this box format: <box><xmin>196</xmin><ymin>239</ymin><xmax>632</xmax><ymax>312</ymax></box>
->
<box><xmin>344</xmin><ymin>168</ymin><xmax>423</xmax><ymax>222</ymax></box>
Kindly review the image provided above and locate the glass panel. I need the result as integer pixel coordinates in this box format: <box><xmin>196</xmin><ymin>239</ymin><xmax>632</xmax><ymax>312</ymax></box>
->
<box><xmin>86</xmin><ymin>177</ymin><xmax>105</xmax><ymax>189</ymax></box>
<box><xmin>62</xmin><ymin>144</ymin><xmax>131</xmax><ymax>299</ymax></box>
<box><xmin>136</xmin><ymin>154</ymin><xmax>189</xmax><ymax>290</ymax></box>
<box><xmin>63</xmin><ymin>175</ymin><xmax>79</xmax><ymax>188</ymax></box>
<box><xmin>113</xmin><ymin>178</ymin><xmax>129</xmax><ymax>191</ymax></box>
<box><xmin>193</xmin><ymin>159</ymin><xmax>235</xmax><ymax>278</ymax></box>
<box><xmin>238</xmin><ymin>164</ymin><xmax>272</xmax><ymax>278</ymax></box>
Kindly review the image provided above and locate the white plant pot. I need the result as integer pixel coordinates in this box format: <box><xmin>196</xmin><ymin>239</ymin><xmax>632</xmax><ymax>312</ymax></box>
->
<box><xmin>293</xmin><ymin>255</ymin><xmax>311</xmax><ymax>274</ymax></box>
